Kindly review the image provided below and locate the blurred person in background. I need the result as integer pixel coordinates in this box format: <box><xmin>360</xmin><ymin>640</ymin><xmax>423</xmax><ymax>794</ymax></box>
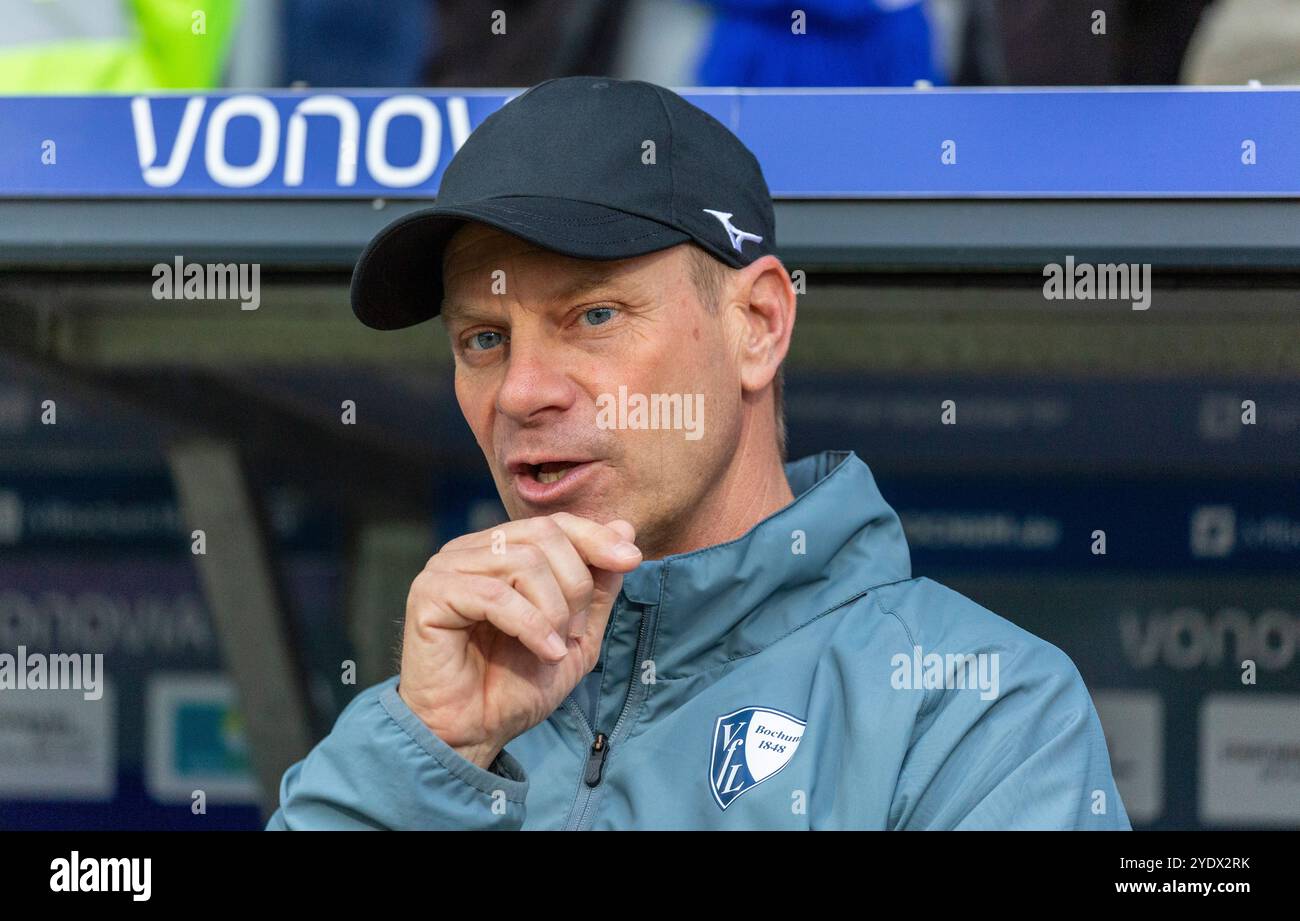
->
<box><xmin>0</xmin><ymin>0</ymin><xmax>242</xmax><ymax>92</ymax></box>
<box><xmin>422</xmin><ymin>0</ymin><xmax>631</xmax><ymax>87</ymax></box>
<box><xmin>954</xmin><ymin>0</ymin><xmax>1215</xmax><ymax>85</ymax></box>
<box><xmin>1181</xmin><ymin>0</ymin><xmax>1300</xmax><ymax>85</ymax></box>
<box><xmin>282</xmin><ymin>0</ymin><xmax>433</xmax><ymax>88</ymax></box>
<box><xmin>692</xmin><ymin>0</ymin><xmax>942</xmax><ymax>86</ymax></box>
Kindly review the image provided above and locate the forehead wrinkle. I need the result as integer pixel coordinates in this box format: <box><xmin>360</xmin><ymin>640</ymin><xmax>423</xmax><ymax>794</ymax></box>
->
<box><xmin>444</xmin><ymin>258</ymin><xmax>639</xmax><ymax>324</ymax></box>
<box><xmin>543</xmin><ymin>262</ymin><xmax>629</xmax><ymax>307</ymax></box>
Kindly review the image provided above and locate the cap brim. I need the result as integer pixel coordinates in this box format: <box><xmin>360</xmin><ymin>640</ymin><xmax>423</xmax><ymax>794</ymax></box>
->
<box><xmin>350</xmin><ymin>196</ymin><xmax>692</xmax><ymax>330</ymax></box>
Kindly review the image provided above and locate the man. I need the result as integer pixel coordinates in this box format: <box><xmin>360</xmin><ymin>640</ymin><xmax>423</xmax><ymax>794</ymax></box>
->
<box><xmin>268</xmin><ymin>77</ymin><xmax>1130</xmax><ymax>830</ymax></box>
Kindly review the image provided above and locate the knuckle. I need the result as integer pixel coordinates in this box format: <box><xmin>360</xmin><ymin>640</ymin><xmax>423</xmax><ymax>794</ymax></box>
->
<box><xmin>535</xmin><ymin>514</ymin><xmax>564</xmax><ymax>537</ymax></box>
<box><xmin>547</xmin><ymin>512</ymin><xmax>572</xmax><ymax>526</ymax></box>
<box><xmin>512</xmin><ymin>543</ymin><xmax>546</xmax><ymax>568</ymax></box>
<box><xmin>437</xmin><ymin>533</ymin><xmax>468</xmax><ymax>555</ymax></box>
<box><xmin>473</xmin><ymin>576</ymin><xmax>510</xmax><ymax>605</ymax></box>
<box><xmin>572</xmin><ymin>573</ymin><xmax>596</xmax><ymax>598</ymax></box>
<box><xmin>422</xmin><ymin>552</ymin><xmax>451</xmax><ymax>575</ymax></box>
<box><xmin>517</xmin><ymin>604</ymin><xmax>545</xmax><ymax>634</ymax></box>
<box><xmin>408</xmin><ymin>568</ymin><xmax>435</xmax><ymax>598</ymax></box>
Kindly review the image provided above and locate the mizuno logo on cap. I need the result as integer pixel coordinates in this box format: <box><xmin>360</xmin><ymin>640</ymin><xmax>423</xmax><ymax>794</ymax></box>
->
<box><xmin>703</xmin><ymin>209</ymin><xmax>763</xmax><ymax>254</ymax></box>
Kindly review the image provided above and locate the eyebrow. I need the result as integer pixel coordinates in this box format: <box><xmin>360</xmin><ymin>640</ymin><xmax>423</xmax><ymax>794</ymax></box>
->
<box><xmin>546</xmin><ymin>265</ymin><xmax>623</xmax><ymax>305</ymax></box>
<box><xmin>440</xmin><ymin>264</ymin><xmax>626</xmax><ymax>323</ymax></box>
<box><xmin>439</xmin><ymin>300</ymin><xmax>499</xmax><ymax>325</ymax></box>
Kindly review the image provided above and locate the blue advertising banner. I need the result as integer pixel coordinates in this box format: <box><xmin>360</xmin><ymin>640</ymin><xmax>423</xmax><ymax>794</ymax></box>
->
<box><xmin>1</xmin><ymin>88</ymin><xmax>1297</xmax><ymax>199</ymax></box>
<box><xmin>0</xmin><ymin>554</ymin><xmax>347</xmax><ymax>830</ymax></box>
<box><xmin>785</xmin><ymin>374</ymin><xmax>1300</xmax><ymax>473</ymax></box>
<box><xmin>0</xmin><ymin>471</ymin><xmax>349</xmax><ymax>830</ymax></box>
<box><xmin>938</xmin><ymin>572</ymin><xmax>1300</xmax><ymax>829</ymax></box>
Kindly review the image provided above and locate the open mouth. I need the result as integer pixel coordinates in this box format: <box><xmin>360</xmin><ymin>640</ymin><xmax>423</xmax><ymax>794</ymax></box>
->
<box><xmin>533</xmin><ymin>461</ymin><xmax>579</xmax><ymax>485</ymax></box>
<box><xmin>507</xmin><ymin>458</ymin><xmax>598</xmax><ymax>504</ymax></box>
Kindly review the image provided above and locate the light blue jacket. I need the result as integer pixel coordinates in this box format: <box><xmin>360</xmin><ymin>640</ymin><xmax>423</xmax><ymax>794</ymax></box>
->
<box><xmin>268</xmin><ymin>451</ymin><xmax>1130</xmax><ymax>830</ymax></box>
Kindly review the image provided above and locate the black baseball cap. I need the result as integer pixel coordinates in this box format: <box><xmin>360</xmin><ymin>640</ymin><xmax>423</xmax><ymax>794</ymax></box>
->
<box><xmin>351</xmin><ymin>76</ymin><xmax>777</xmax><ymax>330</ymax></box>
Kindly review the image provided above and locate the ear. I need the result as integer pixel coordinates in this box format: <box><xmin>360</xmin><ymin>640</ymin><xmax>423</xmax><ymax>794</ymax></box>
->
<box><xmin>729</xmin><ymin>255</ymin><xmax>796</xmax><ymax>398</ymax></box>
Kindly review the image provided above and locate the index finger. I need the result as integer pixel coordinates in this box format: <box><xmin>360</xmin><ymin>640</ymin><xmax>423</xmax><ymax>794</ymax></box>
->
<box><xmin>546</xmin><ymin>513</ymin><xmax>642</xmax><ymax>572</ymax></box>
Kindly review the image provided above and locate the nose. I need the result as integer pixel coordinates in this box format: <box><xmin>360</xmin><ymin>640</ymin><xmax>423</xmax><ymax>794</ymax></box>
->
<box><xmin>495</xmin><ymin>331</ymin><xmax>575</xmax><ymax>425</ymax></box>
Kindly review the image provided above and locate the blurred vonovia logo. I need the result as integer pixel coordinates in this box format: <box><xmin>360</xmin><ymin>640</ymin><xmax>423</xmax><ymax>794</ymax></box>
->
<box><xmin>0</xmin><ymin>490</ymin><xmax>22</xmax><ymax>544</ymax></box>
<box><xmin>1190</xmin><ymin>505</ymin><xmax>1236</xmax><ymax>558</ymax></box>
<box><xmin>1119</xmin><ymin>608</ymin><xmax>1297</xmax><ymax>671</ymax></box>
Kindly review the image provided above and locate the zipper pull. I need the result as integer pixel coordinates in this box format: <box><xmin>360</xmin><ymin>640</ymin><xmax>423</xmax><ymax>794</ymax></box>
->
<box><xmin>584</xmin><ymin>732</ymin><xmax>610</xmax><ymax>787</ymax></box>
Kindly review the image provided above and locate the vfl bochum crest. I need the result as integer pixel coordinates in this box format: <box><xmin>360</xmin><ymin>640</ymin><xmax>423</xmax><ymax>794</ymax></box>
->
<box><xmin>710</xmin><ymin>706</ymin><xmax>807</xmax><ymax>810</ymax></box>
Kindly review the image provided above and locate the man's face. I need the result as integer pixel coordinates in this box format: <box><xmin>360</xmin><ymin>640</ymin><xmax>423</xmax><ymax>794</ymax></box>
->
<box><xmin>440</xmin><ymin>223</ymin><xmax>744</xmax><ymax>555</ymax></box>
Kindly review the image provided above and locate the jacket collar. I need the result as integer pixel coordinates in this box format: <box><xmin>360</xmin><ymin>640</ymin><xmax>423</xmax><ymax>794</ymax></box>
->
<box><xmin>618</xmin><ymin>450</ymin><xmax>912</xmax><ymax>678</ymax></box>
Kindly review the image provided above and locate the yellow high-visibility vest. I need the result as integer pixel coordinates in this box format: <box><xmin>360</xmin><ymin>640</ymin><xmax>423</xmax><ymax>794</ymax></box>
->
<box><xmin>0</xmin><ymin>0</ymin><xmax>242</xmax><ymax>93</ymax></box>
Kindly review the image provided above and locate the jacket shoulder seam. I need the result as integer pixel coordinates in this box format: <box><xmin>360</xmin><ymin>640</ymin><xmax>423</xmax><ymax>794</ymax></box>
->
<box><xmin>873</xmin><ymin>589</ymin><xmax>934</xmax><ymax>717</ymax></box>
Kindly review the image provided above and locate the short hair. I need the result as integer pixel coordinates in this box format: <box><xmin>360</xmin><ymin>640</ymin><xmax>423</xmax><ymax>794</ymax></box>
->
<box><xmin>686</xmin><ymin>245</ymin><xmax>787</xmax><ymax>461</ymax></box>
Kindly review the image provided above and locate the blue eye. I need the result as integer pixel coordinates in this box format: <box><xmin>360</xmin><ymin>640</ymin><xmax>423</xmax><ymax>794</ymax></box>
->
<box><xmin>583</xmin><ymin>306</ymin><xmax>616</xmax><ymax>326</ymax></box>
<box><xmin>466</xmin><ymin>330</ymin><xmax>504</xmax><ymax>351</ymax></box>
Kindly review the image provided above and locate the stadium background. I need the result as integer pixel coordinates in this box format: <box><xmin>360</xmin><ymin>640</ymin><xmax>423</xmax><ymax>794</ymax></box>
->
<box><xmin>0</xmin><ymin>0</ymin><xmax>1297</xmax><ymax>830</ymax></box>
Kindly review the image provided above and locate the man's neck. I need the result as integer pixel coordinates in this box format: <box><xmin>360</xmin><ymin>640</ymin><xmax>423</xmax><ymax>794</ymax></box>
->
<box><xmin>643</xmin><ymin>437</ymin><xmax>795</xmax><ymax>560</ymax></box>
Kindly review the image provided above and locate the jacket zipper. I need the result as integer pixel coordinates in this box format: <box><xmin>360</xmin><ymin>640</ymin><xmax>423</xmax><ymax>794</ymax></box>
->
<box><xmin>584</xmin><ymin>733</ymin><xmax>609</xmax><ymax>787</ymax></box>
<box><xmin>562</xmin><ymin>599</ymin><xmax>651</xmax><ymax>830</ymax></box>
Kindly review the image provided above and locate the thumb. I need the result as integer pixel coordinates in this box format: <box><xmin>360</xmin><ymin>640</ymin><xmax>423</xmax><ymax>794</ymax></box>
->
<box><xmin>605</xmin><ymin>518</ymin><xmax>636</xmax><ymax>544</ymax></box>
<box><xmin>581</xmin><ymin>518</ymin><xmax>638</xmax><ymax>642</ymax></box>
